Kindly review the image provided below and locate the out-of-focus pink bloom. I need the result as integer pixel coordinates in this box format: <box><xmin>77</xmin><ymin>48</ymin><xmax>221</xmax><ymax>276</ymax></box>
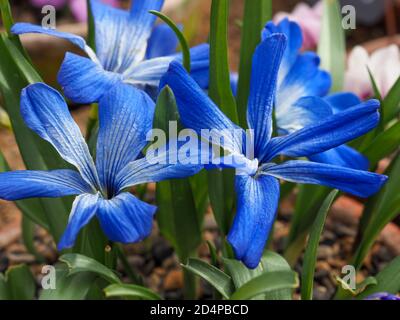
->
<box><xmin>30</xmin><ymin>0</ymin><xmax>119</xmax><ymax>22</ymax></box>
<box><xmin>345</xmin><ymin>45</ymin><xmax>400</xmax><ymax>99</ymax></box>
<box><xmin>31</xmin><ymin>0</ymin><xmax>67</xmax><ymax>8</ymax></box>
<box><xmin>274</xmin><ymin>1</ymin><xmax>322</xmax><ymax>50</ymax></box>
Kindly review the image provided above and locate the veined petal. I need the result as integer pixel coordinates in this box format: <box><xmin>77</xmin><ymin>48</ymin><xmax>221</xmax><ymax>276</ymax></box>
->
<box><xmin>227</xmin><ymin>174</ymin><xmax>280</xmax><ymax>269</ymax></box>
<box><xmin>0</xmin><ymin>170</ymin><xmax>91</xmax><ymax>201</ymax></box>
<box><xmin>324</xmin><ymin>92</ymin><xmax>361</xmax><ymax>114</ymax></box>
<box><xmin>276</xmin><ymin>96</ymin><xmax>333</xmax><ymax>135</ymax></box>
<box><xmin>58</xmin><ymin>52</ymin><xmax>122</xmax><ymax>104</ymax></box>
<box><xmin>308</xmin><ymin>145</ymin><xmax>369</xmax><ymax>171</ymax></box>
<box><xmin>97</xmin><ymin>192</ymin><xmax>156</xmax><ymax>243</ymax></box>
<box><xmin>162</xmin><ymin>61</ymin><xmax>244</xmax><ymax>155</ymax></box>
<box><xmin>263</xmin><ymin>19</ymin><xmax>303</xmax><ymax>85</ymax></box>
<box><xmin>58</xmin><ymin>193</ymin><xmax>99</xmax><ymax>250</ymax></box>
<box><xmin>90</xmin><ymin>0</ymin><xmax>162</xmax><ymax>73</ymax></box>
<box><xmin>125</xmin><ymin>44</ymin><xmax>210</xmax><ymax>89</ymax></box>
<box><xmin>116</xmin><ymin>141</ymin><xmax>204</xmax><ymax>191</ymax></box>
<box><xmin>264</xmin><ymin>100</ymin><xmax>381</xmax><ymax>161</ymax></box>
<box><xmin>263</xmin><ymin>160</ymin><xmax>387</xmax><ymax>198</ymax></box>
<box><xmin>123</xmin><ymin>56</ymin><xmax>175</xmax><ymax>87</ymax></box>
<box><xmin>21</xmin><ymin>83</ymin><xmax>100</xmax><ymax>188</ymax></box>
<box><xmin>146</xmin><ymin>23</ymin><xmax>179</xmax><ymax>59</ymax></box>
<box><xmin>96</xmin><ymin>84</ymin><xmax>155</xmax><ymax>195</ymax></box>
<box><xmin>247</xmin><ymin>34</ymin><xmax>287</xmax><ymax>158</ymax></box>
<box><xmin>174</xmin><ymin>44</ymin><xmax>210</xmax><ymax>89</ymax></box>
<box><xmin>11</xmin><ymin>23</ymin><xmax>96</xmax><ymax>61</ymax></box>
<box><xmin>11</xmin><ymin>22</ymin><xmax>86</xmax><ymax>51</ymax></box>
<box><xmin>276</xmin><ymin>52</ymin><xmax>331</xmax><ymax>117</ymax></box>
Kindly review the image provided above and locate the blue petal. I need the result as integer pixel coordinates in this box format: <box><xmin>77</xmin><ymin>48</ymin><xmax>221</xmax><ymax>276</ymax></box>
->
<box><xmin>90</xmin><ymin>0</ymin><xmax>162</xmax><ymax>73</ymax></box>
<box><xmin>125</xmin><ymin>44</ymin><xmax>210</xmax><ymax>89</ymax></box>
<box><xmin>247</xmin><ymin>33</ymin><xmax>287</xmax><ymax>158</ymax></box>
<box><xmin>264</xmin><ymin>100</ymin><xmax>381</xmax><ymax>161</ymax></box>
<box><xmin>276</xmin><ymin>96</ymin><xmax>333</xmax><ymax>135</ymax></box>
<box><xmin>116</xmin><ymin>141</ymin><xmax>204</xmax><ymax>191</ymax></box>
<box><xmin>11</xmin><ymin>22</ymin><xmax>87</xmax><ymax>51</ymax></box>
<box><xmin>227</xmin><ymin>174</ymin><xmax>280</xmax><ymax>269</ymax></box>
<box><xmin>146</xmin><ymin>23</ymin><xmax>179</xmax><ymax>59</ymax></box>
<box><xmin>324</xmin><ymin>92</ymin><xmax>362</xmax><ymax>114</ymax></box>
<box><xmin>0</xmin><ymin>170</ymin><xmax>91</xmax><ymax>201</ymax></box>
<box><xmin>276</xmin><ymin>52</ymin><xmax>331</xmax><ymax>118</ymax></box>
<box><xmin>162</xmin><ymin>61</ymin><xmax>244</xmax><ymax>155</ymax></box>
<box><xmin>309</xmin><ymin>145</ymin><xmax>370</xmax><ymax>171</ymax></box>
<box><xmin>58</xmin><ymin>193</ymin><xmax>99</xmax><ymax>250</ymax></box>
<box><xmin>263</xmin><ymin>160</ymin><xmax>387</xmax><ymax>198</ymax></box>
<box><xmin>175</xmin><ymin>44</ymin><xmax>210</xmax><ymax>89</ymax></box>
<box><xmin>263</xmin><ymin>19</ymin><xmax>303</xmax><ymax>84</ymax></box>
<box><xmin>58</xmin><ymin>52</ymin><xmax>122</xmax><ymax>104</ymax></box>
<box><xmin>21</xmin><ymin>83</ymin><xmax>100</xmax><ymax>188</ymax></box>
<box><xmin>96</xmin><ymin>84</ymin><xmax>155</xmax><ymax>195</ymax></box>
<box><xmin>123</xmin><ymin>56</ymin><xmax>175</xmax><ymax>87</ymax></box>
<box><xmin>97</xmin><ymin>192</ymin><xmax>156</xmax><ymax>243</ymax></box>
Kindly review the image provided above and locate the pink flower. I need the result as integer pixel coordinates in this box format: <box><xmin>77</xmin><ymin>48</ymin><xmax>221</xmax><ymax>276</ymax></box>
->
<box><xmin>274</xmin><ymin>1</ymin><xmax>322</xmax><ymax>50</ymax></box>
<box><xmin>345</xmin><ymin>45</ymin><xmax>400</xmax><ymax>99</ymax></box>
<box><xmin>30</xmin><ymin>0</ymin><xmax>119</xmax><ymax>22</ymax></box>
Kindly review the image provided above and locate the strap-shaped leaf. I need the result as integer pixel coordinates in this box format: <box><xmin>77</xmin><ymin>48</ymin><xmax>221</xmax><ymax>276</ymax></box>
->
<box><xmin>357</xmin><ymin>256</ymin><xmax>400</xmax><ymax>299</ymax></box>
<box><xmin>60</xmin><ymin>253</ymin><xmax>121</xmax><ymax>284</ymax></box>
<box><xmin>353</xmin><ymin>154</ymin><xmax>400</xmax><ymax>269</ymax></box>
<box><xmin>301</xmin><ymin>190</ymin><xmax>338</xmax><ymax>300</ymax></box>
<box><xmin>236</xmin><ymin>0</ymin><xmax>272</xmax><ymax>128</ymax></box>
<box><xmin>104</xmin><ymin>284</ymin><xmax>162</xmax><ymax>300</ymax></box>
<box><xmin>318</xmin><ymin>0</ymin><xmax>345</xmax><ymax>92</ymax></box>
<box><xmin>182</xmin><ymin>258</ymin><xmax>235</xmax><ymax>299</ymax></box>
<box><xmin>224</xmin><ymin>251</ymin><xmax>293</xmax><ymax>300</ymax></box>
<box><xmin>230</xmin><ymin>270</ymin><xmax>298</xmax><ymax>300</ymax></box>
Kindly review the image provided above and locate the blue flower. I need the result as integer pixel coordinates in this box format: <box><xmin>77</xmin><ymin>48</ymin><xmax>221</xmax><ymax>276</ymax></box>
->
<box><xmin>264</xmin><ymin>19</ymin><xmax>369</xmax><ymax>171</ymax></box>
<box><xmin>11</xmin><ymin>0</ymin><xmax>209</xmax><ymax>103</ymax></box>
<box><xmin>232</xmin><ymin>19</ymin><xmax>369</xmax><ymax>171</ymax></box>
<box><xmin>365</xmin><ymin>292</ymin><xmax>400</xmax><ymax>300</ymax></box>
<box><xmin>0</xmin><ymin>83</ymin><xmax>202</xmax><ymax>249</ymax></box>
<box><xmin>163</xmin><ymin>33</ymin><xmax>388</xmax><ymax>269</ymax></box>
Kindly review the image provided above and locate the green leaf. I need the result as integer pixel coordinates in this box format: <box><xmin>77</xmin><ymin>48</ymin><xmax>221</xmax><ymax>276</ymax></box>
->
<box><xmin>284</xmin><ymin>184</ymin><xmax>331</xmax><ymax>266</ymax></box>
<box><xmin>149</xmin><ymin>10</ymin><xmax>191</xmax><ymax>72</ymax></box>
<box><xmin>86</xmin><ymin>0</ymin><xmax>96</xmax><ymax>50</ymax></box>
<box><xmin>207</xmin><ymin>169</ymin><xmax>236</xmax><ymax>235</ymax></box>
<box><xmin>0</xmin><ymin>0</ymin><xmax>27</xmax><ymax>54</ymax></box>
<box><xmin>301</xmin><ymin>190</ymin><xmax>338</xmax><ymax>300</ymax></box>
<box><xmin>0</xmin><ymin>33</ymin><xmax>70</xmax><ymax>241</ymax></box>
<box><xmin>224</xmin><ymin>251</ymin><xmax>293</xmax><ymax>300</ymax></box>
<box><xmin>357</xmin><ymin>256</ymin><xmax>400</xmax><ymax>299</ymax></box>
<box><xmin>230</xmin><ymin>270</ymin><xmax>299</xmax><ymax>300</ymax></box>
<box><xmin>383</xmin><ymin>75</ymin><xmax>400</xmax><ymax>124</ymax></box>
<box><xmin>0</xmin><ymin>273</ymin><xmax>8</xmax><ymax>299</ymax></box>
<box><xmin>40</xmin><ymin>263</ymin><xmax>96</xmax><ymax>300</ymax></box>
<box><xmin>236</xmin><ymin>0</ymin><xmax>271</xmax><ymax>128</ymax></box>
<box><xmin>352</xmin><ymin>154</ymin><xmax>400</xmax><ymax>269</ymax></box>
<box><xmin>4</xmin><ymin>264</ymin><xmax>36</xmax><ymax>300</ymax></box>
<box><xmin>153</xmin><ymin>87</ymin><xmax>202</xmax><ymax>261</ymax></box>
<box><xmin>60</xmin><ymin>253</ymin><xmax>121</xmax><ymax>284</ymax></box>
<box><xmin>189</xmin><ymin>169</ymin><xmax>209</xmax><ymax>224</ymax></box>
<box><xmin>209</xmin><ymin>0</ymin><xmax>237</xmax><ymax>122</ymax></box>
<box><xmin>361</xmin><ymin>120</ymin><xmax>400</xmax><ymax>167</ymax></box>
<box><xmin>182</xmin><ymin>258</ymin><xmax>235</xmax><ymax>299</ymax></box>
<box><xmin>207</xmin><ymin>0</ymin><xmax>238</xmax><ymax>237</ymax></box>
<box><xmin>0</xmin><ymin>0</ymin><xmax>13</xmax><ymax>34</ymax></box>
<box><xmin>104</xmin><ymin>284</ymin><xmax>162</xmax><ymax>300</ymax></box>
<box><xmin>318</xmin><ymin>0</ymin><xmax>345</xmax><ymax>92</ymax></box>
<box><xmin>21</xmin><ymin>215</ymin><xmax>45</xmax><ymax>262</ymax></box>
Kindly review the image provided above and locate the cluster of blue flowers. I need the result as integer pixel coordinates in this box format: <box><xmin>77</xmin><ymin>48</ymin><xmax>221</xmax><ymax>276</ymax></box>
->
<box><xmin>0</xmin><ymin>0</ymin><xmax>388</xmax><ymax>269</ymax></box>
